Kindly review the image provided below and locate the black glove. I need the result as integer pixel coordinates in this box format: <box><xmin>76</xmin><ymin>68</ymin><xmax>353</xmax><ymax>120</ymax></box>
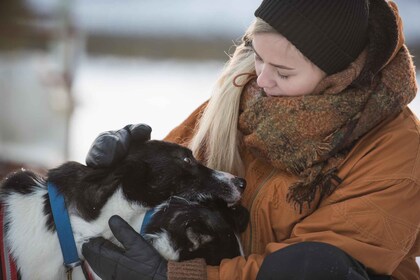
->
<box><xmin>86</xmin><ymin>124</ymin><xmax>151</xmax><ymax>168</ymax></box>
<box><xmin>82</xmin><ymin>215</ymin><xmax>167</xmax><ymax>280</ymax></box>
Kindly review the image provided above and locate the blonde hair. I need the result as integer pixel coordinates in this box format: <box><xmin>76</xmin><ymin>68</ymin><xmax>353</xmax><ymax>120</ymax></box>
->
<box><xmin>189</xmin><ymin>18</ymin><xmax>277</xmax><ymax>176</ymax></box>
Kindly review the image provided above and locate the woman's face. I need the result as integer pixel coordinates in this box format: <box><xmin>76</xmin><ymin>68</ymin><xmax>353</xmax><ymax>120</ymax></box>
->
<box><xmin>253</xmin><ymin>33</ymin><xmax>327</xmax><ymax>97</ymax></box>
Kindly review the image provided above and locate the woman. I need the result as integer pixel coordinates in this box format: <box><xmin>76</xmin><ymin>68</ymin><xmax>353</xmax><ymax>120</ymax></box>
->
<box><xmin>82</xmin><ymin>0</ymin><xmax>419</xmax><ymax>279</ymax></box>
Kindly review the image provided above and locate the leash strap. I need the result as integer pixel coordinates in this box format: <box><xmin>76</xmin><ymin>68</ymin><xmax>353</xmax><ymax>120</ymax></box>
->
<box><xmin>47</xmin><ymin>182</ymin><xmax>82</xmax><ymax>271</ymax></box>
<box><xmin>0</xmin><ymin>205</ymin><xmax>18</xmax><ymax>280</ymax></box>
<box><xmin>140</xmin><ymin>208</ymin><xmax>155</xmax><ymax>236</ymax></box>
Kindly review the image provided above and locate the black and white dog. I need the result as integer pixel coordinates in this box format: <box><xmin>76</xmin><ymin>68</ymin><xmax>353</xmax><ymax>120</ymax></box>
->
<box><xmin>0</xmin><ymin>139</ymin><xmax>247</xmax><ymax>280</ymax></box>
<box><xmin>144</xmin><ymin>196</ymin><xmax>249</xmax><ymax>266</ymax></box>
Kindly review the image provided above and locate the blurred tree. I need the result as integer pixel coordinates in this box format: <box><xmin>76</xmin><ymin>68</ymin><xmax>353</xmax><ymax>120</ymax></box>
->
<box><xmin>0</xmin><ymin>0</ymin><xmax>31</xmax><ymax>22</ymax></box>
<box><xmin>0</xmin><ymin>0</ymin><xmax>53</xmax><ymax>51</ymax></box>
<box><xmin>0</xmin><ymin>0</ymin><xmax>77</xmax><ymax>177</ymax></box>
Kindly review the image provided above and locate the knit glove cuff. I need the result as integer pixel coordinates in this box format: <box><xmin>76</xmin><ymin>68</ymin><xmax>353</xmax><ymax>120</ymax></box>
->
<box><xmin>168</xmin><ymin>259</ymin><xmax>207</xmax><ymax>280</ymax></box>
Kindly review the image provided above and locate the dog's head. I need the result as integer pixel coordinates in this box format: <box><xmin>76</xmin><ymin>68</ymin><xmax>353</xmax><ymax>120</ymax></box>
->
<box><xmin>117</xmin><ymin>140</ymin><xmax>246</xmax><ymax>207</ymax></box>
<box><xmin>48</xmin><ymin>139</ymin><xmax>246</xmax><ymax>221</ymax></box>
<box><xmin>144</xmin><ymin>197</ymin><xmax>250</xmax><ymax>265</ymax></box>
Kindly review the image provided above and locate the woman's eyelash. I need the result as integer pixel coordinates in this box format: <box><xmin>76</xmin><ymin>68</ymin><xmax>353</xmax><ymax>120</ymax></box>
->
<box><xmin>277</xmin><ymin>72</ymin><xmax>288</xmax><ymax>79</ymax></box>
<box><xmin>254</xmin><ymin>52</ymin><xmax>289</xmax><ymax>79</ymax></box>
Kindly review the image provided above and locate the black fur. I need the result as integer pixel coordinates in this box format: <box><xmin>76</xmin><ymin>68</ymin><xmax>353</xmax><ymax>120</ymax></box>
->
<box><xmin>35</xmin><ymin>140</ymin><xmax>246</xmax><ymax>223</ymax></box>
<box><xmin>144</xmin><ymin>197</ymin><xmax>249</xmax><ymax>265</ymax></box>
<box><xmin>1</xmin><ymin>170</ymin><xmax>43</xmax><ymax>195</ymax></box>
<box><xmin>0</xmin><ymin>138</ymin><xmax>248</xmax><ymax>274</ymax></box>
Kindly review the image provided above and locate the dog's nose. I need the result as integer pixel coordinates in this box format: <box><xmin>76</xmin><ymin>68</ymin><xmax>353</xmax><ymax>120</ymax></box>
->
<box><xmin>233</xmin><ymin>177</ymin><xmax>246</xmax><ymax>190</ymax></box>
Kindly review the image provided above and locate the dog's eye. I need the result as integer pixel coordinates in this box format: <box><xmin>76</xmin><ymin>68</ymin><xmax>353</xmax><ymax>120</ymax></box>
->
<box><xmin>183</xmin><ymin>157</ymin><xmax>193</xmax><ymax>164</ymax></box>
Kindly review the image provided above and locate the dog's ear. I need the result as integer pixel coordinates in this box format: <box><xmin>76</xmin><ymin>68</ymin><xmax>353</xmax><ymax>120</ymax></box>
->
<box><xmin>228</xmin><ymin>205</ymin><xmax>250</xmax><ymax>233</ymax></box>
<box><xmin>115</xmin><ymin>158</ymin><xmax>151</xmax><ymax>202</ymax></box>
<box><xmin>48</xmin><ymin>162</ymin><xmax>122</xmax><ymax>221</ymax></box>
<box><xmin>185</xmin><ymin>225</ymin><xmax>213</xmax><ymax>252</ymax></box>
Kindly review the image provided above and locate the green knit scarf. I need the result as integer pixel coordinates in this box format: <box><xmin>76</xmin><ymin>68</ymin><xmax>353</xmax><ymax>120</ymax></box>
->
<box><xmin>238</xmin><ymin>46</ymin><xmax>417</xmax><ymax>211</ymax></box>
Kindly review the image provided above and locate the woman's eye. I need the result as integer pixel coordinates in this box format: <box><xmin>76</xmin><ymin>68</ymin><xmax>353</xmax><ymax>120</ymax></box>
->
<box><xmin>277</xmin><ymin>72</ymin><xmax>289</xmax><ymax>79</ymax></box>
<box><xmin>183</xmin><ymin>157</ymin><xmax>193</xmax><ymax>164</ymax></box>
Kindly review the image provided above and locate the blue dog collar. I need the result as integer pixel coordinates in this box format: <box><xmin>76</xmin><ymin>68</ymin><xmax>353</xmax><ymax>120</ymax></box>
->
<box><xmin>47</xmin><ymin>182</ymin><xmax>81</xmax><ymax>269</ymax></box>
<box><xmin>140</xmin><ymin>208</ymin><xmax>155</xmax><ymax>236</ymax></box>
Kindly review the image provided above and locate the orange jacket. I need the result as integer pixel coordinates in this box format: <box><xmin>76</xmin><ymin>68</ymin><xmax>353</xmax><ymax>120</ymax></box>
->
<box><xmin>164</xmin><ymin>104</ymin><xmax>420</xmax><ymax>280</ymax></box>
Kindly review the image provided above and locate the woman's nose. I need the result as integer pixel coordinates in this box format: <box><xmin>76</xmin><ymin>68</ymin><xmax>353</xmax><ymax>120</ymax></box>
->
<box><xmin>256</xmin><ymin>65</ymin><xmax>275</xmax><ymax>89</ymax></box>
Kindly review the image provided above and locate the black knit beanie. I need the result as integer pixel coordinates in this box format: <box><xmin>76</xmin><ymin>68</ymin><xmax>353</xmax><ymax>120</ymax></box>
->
<box><xmin>255</xmin><ymin>0</ymin><xmax>370</xmax><ymax>75</ymax></box>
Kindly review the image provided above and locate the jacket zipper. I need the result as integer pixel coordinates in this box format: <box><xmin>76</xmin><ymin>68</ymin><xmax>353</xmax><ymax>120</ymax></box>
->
<box><xmin>247</xmin><ymin>168</ymin><xmax>276</xmax><ymax>254</ymax></box>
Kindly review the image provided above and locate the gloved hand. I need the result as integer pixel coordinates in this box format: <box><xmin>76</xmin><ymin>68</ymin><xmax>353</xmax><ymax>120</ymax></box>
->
<box><xmin>82</xmin><ymin>215</ymin><xmax>167</xmax><ymax>280</ymax></box>
<box><xmin>85</xmin><ymin>124</ymin><xmax>151</xmax><ymax>168</ymax></box>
